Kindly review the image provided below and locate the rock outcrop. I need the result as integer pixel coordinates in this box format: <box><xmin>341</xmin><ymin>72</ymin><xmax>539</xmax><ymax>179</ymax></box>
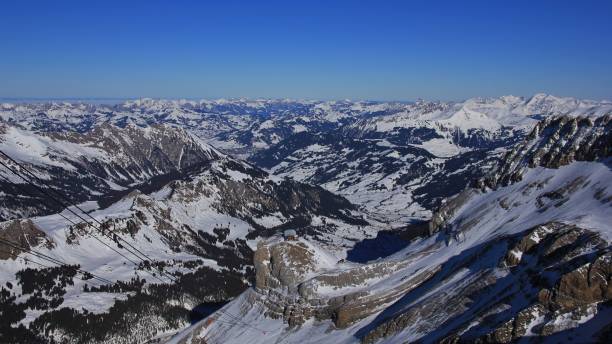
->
<box><xmin>362</xmin><ymin>222</ymin><xmax>612</xmax><ymax>344</ymax></box>
<box><xmin>427</xmin><ymin>188</ymin><xmax>477</xmax><ymax>235</ymax></box>
<box><xmin>430</xmin><ymin>115</ymin><xmax>611</xmax><ymax>237</ymax></box>
<box><xmin>250</xmin><ymin>237</ymin><xmax>439</xmax><ymax>329</ymax></box>
<box><xmin>0</xmin><ymin>219</ymin><xmax>53</xmax><ymax>260</ymax></box>
<box><xmin>479</xmin><ymin>115</ymin><xmax>611</xmax><ymax>190</ymax></box>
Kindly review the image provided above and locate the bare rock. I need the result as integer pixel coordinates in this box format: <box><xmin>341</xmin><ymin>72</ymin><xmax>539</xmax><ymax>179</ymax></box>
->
<box><xmin>0</xmin><ymin>219</ymin><xmax>53</xmax><ymax>260</ymax></box>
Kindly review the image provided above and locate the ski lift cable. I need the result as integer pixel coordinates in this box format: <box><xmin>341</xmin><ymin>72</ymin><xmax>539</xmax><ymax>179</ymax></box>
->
<box><xmin>0</xmin><ymin>248</ymin><xmax>54</xmax><ymax>269</ymax></box>
<box><xmin>216</xmin><ymin>308</ymin><xmax>268</xmax><ymax>332</ymax></box>
<box><xmin>0</xmin><ymin>161</ymin><xmax>169</xmax><ymax>284</ymax></box>
<box><xmin>0</xmin><ymin>248</ymin><xmax>109</xmax><ymax>287</ymax></box>
<box><xmin>0</xmin><ymin>155</ymin><xmax>173</xmax><ymax>283</ymax></box>
<box><xmin>0</xmin><ymin>237</ymin><xmax>114</xmax><ymax>285</ymax></box>
<box><xmin>4</xmin><ymin>240</ymin><xmax>114</xmax><ymax>285</ymax></box>
<box><xmin>196</xmin><ymin>308</ymin><xmax>263</xmax><ymax>332</ymax></box>
<box><xmin>211</xmin><ymin>314</ymin><xmax>268</xmax><ymax>335</ymax></box>
<box><xmin>0</xmin><ymin>150</ymin><xmax>165</xmax><ymax>263</ymax></box>
<box><xmin>0</xmin><ymin>237</ymin><xmax>113</xmax><ymax>285</ymax></box>
<box><xmin>0</xmin><ymin>169</ymin><xmax>142</xmax><ymax>267</ymax></box>
<box><xmin>0</xmin><ymin>150</ymin><xmax>177</xmax><ymax>283</ymax></box>
<box><xmin>0</xmin><ymin>154</ymin><xmax>148</xmax><ymax>264</ymax></box>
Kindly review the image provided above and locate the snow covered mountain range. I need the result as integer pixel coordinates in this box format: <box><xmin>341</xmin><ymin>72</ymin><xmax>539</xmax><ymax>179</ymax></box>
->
<box><xmin>3</xmin><ymin>94</ymin><xmax>610</xmax><ymax>220</ymax></box>
<box><xmin>172</xmin><ymin>113</ymin><xmax>612</xmax><ymax>344</ymax></box>
<box><xmin>0</xmin><ymin>94</ymin><xmax>610</xmax><ymax>343</ymax></box>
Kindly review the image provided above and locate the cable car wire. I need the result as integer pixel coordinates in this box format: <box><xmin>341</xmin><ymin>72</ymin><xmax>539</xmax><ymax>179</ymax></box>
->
<box><xmin>0</xmin><ymin>237</ymin><xmax>114</xmax><ymax>285</ymax></box>
<box><xmin>0</xmin><ymin>149</ymin><xmax>177</xmax><ymax>282</ymax></box>
<box><xmin>0</xmin><ymin>158</ymin><xmax>171</xmax><ymax>283</ymax></box>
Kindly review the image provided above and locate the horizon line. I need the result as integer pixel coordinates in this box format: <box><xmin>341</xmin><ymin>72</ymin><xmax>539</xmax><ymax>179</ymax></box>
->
<box><xmin>2</xmin><ymin>93</ymin><xmax>610</xmax><ymax>105</ymax></box>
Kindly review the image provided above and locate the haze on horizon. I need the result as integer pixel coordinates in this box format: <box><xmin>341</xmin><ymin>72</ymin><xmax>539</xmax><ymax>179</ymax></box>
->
<box><xmin>1</xmin><ymin>0</ymin><xmax>611</xmax><ymax>101</ymax></box>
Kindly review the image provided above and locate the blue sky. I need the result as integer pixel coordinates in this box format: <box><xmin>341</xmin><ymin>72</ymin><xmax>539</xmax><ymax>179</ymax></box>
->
<box><xmin>1</xmin><ymin>0</ymin><xmax>611</xmax><ymax>101</ymax></box>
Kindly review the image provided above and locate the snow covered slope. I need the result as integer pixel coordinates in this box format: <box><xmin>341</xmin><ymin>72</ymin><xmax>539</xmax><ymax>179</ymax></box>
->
<box><xmin>0</xmin><ymin>122</ymin><xmax>221</xmax><ymax>220</ymax></box>
<box><xmin>171</xmin><ymin>115</ymin><xmax>611</xmax><ymax>344</ymax></box>
<box><xmin>0</xmin><ymin>123</ymin><xmax>380</xmax><ymax>343</ymax></box>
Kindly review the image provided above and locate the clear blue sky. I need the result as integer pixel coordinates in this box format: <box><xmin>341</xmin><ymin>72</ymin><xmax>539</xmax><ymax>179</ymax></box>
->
<box><xmin>1</xmin><ymin>0</ymin><xmax>611</xmax><ymax>101</ymax></box>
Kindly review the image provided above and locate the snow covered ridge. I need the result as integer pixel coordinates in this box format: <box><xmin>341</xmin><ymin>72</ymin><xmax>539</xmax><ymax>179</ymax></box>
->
<box><xmin>0</xmin><ymin>118</ymin><xmax>384</xmax><ymax>342</ymax></box>
<box><xmin>431</xmin><ymin>114</ymin><xmax>611</xmax><ymax>237</ymax></box>
<box><xmin>477</xmin><ymin>114</ymin><xmax>611</xmax><ymax>190</ymax></box>
<box><xmin>170</xmin><ymin>116</ymin><xmax>611</xmax><ymax>343</ymax></box>
<box><xmin>1</xmin><ymin>94</ymin><xmax>610</xmax><ymax>156</ymax></box>
<box><xmin>0</xmin><ymin>122</ymin><xmax>223</xmax><ymax>219</ymax></box>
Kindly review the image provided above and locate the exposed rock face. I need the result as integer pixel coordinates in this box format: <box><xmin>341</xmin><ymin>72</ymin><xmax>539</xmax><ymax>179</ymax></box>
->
<box><xmin>427</xmin><ymin>188</ymin><xmax>477</xmax><ymax>235</ymax></box>
<box><xmin>480</xmin><ymin>115</ymin><xmax>611</xmax><ymax>189</ymax></box>
<box><xmin>330</xmin><ymin>266</ymin><xmax>439</xmax><ymax>329</ymax></box>
<box><xmin>0</xmin><ymin>219</ymin><xmax>53</xmax><ymax>259</ymax></box>
<box><xmin>48</xmin><ymin>123</ymin><xmax>219</xmax><ymax>172</ymax></box>
<box><xmin>479</xmin><ymin>304</ymin><xmax>547</xmax><ymax>343</ymax></box>
<box><xmin>362</xmin><ymin>222</ymin><xmax>612</xmax><ymax>344</ymax></box>
<box><xmin>429</xmin><ymin>115</ymin><xmax>611</xmax><ymax>236</ymax></box>
<box><xmin>249</xmin><ymin>238</ymin><xmax>442</xmax><ymax>330</ymax></box>
<box><xmin>254</xmin><ymin>240</ymin><xmax>317</xmax><ymax>294</ymax></box>
<box><xmin>476</xmin><ymin>223</ymin><xmax>611</xmax><ymax>343</ymax></box>
<box><xmin>253</xmin><ymin>241</ymin><xmax>272</xmax><ymax>290</ymax></box>
<box><xmin>253</xmin><ymin>239</ymin><xmax>324</xmax><ymax>326</ymax></box>
<box><xmin>544</xmin><ymin>252</ymin><xmax>611</xmax><ymax>311</ymax></box>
